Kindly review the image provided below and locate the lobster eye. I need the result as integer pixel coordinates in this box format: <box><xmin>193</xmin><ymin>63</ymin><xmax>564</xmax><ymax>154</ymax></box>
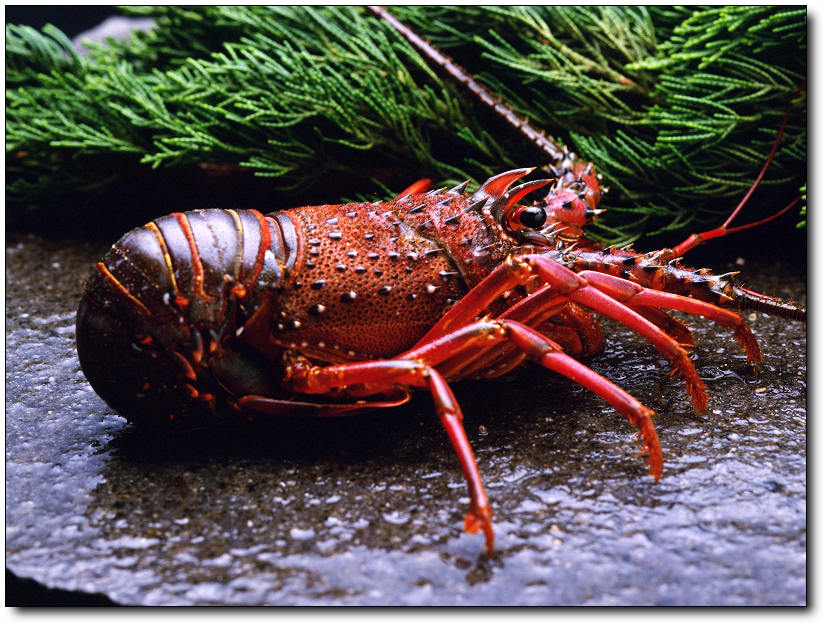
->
<box><xmin>519</xmin><ymin>206</ymin><xmax>547</xmax><ymax>229</ymax></box>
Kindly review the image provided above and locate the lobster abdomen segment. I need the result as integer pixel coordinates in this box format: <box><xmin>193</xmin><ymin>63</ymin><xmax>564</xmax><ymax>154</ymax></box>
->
<box><xmin>76</xmin><ymin>209</ymin><xmax>297</xmax><ymax>426</ymax></box>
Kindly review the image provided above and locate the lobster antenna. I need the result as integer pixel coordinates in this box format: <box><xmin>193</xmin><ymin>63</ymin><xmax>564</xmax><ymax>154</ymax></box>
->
<box><xmin>720</xmin><ymin>80</ymin><xmax>806</xmax><ymax>231</ymax></box>
<box><xmin>367</xmin><ymin>5</ymin><xmax>564</xmax><ymax>163</ymax></box>
<box><xmin>732</xmin><ymin>285</ymin><xmax>806</xmax><ymax>322</ymax></box>
<box><xmin>672</xmin><ymin>81</ymin><xmax>806</xmax><ymax>257</ymax></box>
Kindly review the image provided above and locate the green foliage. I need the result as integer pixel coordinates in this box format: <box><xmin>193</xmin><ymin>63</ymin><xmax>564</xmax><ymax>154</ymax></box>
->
<box><xmin>796</xmin><ymin>184</ymin><xmax>806</xmax><ymax>229</ymax></box>
<box><xmin>5</xmin><ymin>6</ymin><xmax>806</xmax><ymax>244</ymax></box>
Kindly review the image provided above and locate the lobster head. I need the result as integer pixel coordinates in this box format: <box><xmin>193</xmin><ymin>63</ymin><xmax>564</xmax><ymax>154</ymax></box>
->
<box><xmin>469</xmin><ymin>164</ymin><xmax>605</xmax><ymax>249</ymax></box>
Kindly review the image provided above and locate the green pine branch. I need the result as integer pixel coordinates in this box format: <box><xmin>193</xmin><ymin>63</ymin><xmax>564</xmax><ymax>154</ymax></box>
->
<box><xmin>5</xmin><ymin>6</ymin><xmax>806</xmax><ymax>244</ymax></box>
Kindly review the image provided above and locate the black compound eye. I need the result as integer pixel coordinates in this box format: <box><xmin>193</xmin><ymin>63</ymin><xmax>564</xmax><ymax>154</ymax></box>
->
<box><xmin>519</xmin><ymin>206</ymin><xmax>547</xmax><ymax>229</ymax></box>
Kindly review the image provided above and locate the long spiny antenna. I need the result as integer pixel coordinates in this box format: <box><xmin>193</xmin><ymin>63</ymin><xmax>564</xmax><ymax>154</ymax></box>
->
<box><xmin>671</xmin><ymin>80</ymin><xmax>806</xmax><ymax>258</ymax></box>
<box><xmin>368</xmin><ymin>5</ymin><xmax>565</xmax><ymax>163</ymax></box>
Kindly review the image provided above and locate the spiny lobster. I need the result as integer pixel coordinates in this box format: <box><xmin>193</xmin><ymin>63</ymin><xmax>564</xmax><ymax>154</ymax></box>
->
<box><xmin>76</xmin><ymin>9</ymin><xmax>805</xmax><ymax>554</ymax></box>
<box><xmin>76</xmin><ymin>150</ymin><xmax>805</xmax><ymax>555</ymax></box>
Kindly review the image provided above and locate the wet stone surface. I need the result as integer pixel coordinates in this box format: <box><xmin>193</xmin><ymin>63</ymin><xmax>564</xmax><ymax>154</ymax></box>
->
<box><xmin>6</xmin><ymin>230</ymin><xmax>806</xmax><ymax>605</ymax></box>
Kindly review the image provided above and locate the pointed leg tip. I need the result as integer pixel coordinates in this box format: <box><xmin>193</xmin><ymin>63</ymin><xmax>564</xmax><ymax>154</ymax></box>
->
<box><xmin>692</xmin><ymin>396</ymin><xmax>709</xmax><ymax>415</ymax></box>
<box><xmin>690</xmin><ymin>377</ymin><xmax>709</xmax><ymax>413</ymax></box>
<box><xmin>672</xmin><ymin>350</ymin><xmax>708</xmax><ymax>414</ymax></box>
<box><xmin>464</xmin><ymin>506</ymin><xmax>495</xmax><ymax>554</ymax></box>
<box><xmin>637</xmin><ymin>411</ymin><xmax>663</xmax><ymax>482</ymax></box>
<box><xmin>649</xmin><ymin>453</ymin><xmax>663</xmax><ymax>482</ymax></box>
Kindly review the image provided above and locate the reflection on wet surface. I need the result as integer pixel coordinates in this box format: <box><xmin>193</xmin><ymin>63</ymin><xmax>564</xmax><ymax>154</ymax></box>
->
<box><xmin>6</xmin><ymin>232</ymin><xmax>806</xmax><ymax>605</ymax></box>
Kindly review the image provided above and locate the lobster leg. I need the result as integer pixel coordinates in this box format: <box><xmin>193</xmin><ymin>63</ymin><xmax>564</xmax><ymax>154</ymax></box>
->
<box><xmin>438</xmin><ymin>299</ymin><xmax>602</xmax><ymax>381</ymax></box>
<box><xmin>491</xmin><ymin>264</ymin><xmax>752</xmax><ymax>374</ymax></box>
<box><xmin>550</xmin><ymin>303</ymin><xmax>606</xmax><ymax>357</ymax></box>
<box><xmin>287</xmin><ymin>358</ymin><xmax>494</xmax><ymax>553</ymax></box>
<box><xmin>447</xmin><ymin>287</ymin><xmax>693</xmax><ymax>383</ymax></box>
<box><xmin>459</xmin><ymin>303</ymin><xmax>606</xmax><ymax>380</ymax></box>
<box><xmin>237</xmin><ymin>390</ymin><xmax>411</xmax><ymax>418</ymax></box>
<box><xmin>512</xmin><ymin>256</ymin><xmax>709</xmax><ymax>410</ymax></box>
<box><xmin>630</xmin><ymin>307</ymin><xmax>696</xmax><ymax>351</ymax></box>
<box><xmin>415</xmin><ymin>254</ymin><xmax>708</xmax><ymax>412</ymax></box>
<box><xmin>288</xmin><ymin>318</ymin><xmax>663</xmax><ymax>553</ymax></box>
<box><xmin>577</xmin><ymin>270</ymin><xmax>762</xmax><ymax>363</ymax></box>
<box><xmin>405</xmin><ymin>320</ymin><xmax>661</xmax><ymax>484</ymax></box>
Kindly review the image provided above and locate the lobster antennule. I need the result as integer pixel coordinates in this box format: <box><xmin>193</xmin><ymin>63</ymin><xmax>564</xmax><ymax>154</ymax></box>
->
<box><xmin>670</xmin><ymin>81</ymin><xmax>805</xmax><ymax>258</ymax></box>
<box><xmin>473</xmin><ymin>167</ymin><xmax>535</xmax><ymax>200</ymax></box>
<box><xmin>732</xmin><ymin>285</ymin><xmax>806</xmax><ymax>322</ymax></box>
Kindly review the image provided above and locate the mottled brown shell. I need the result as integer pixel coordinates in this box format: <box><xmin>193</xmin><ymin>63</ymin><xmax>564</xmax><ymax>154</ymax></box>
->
<box><xmin>271</xmin><ymin>200</ymin><xmax>469</xmax><ymax>360</ymax></box>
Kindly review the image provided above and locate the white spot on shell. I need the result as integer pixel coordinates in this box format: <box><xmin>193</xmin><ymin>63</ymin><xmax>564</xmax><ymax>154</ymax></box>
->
<box><xmin>426</xmin><ymin>284</ymin><xmax>438</xmax><ymax>294</ymax></box>
<box><xmin>236</xmin><ymin>326</ymin><xmax>245</xmax><ymax>336</ymax></box>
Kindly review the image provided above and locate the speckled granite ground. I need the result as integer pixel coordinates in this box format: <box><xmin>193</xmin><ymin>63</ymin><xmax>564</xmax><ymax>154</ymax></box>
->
<box><xmin>6</xmin><ymin>230</ymin><xmax>805</xmax><ymax>605</ymax></box>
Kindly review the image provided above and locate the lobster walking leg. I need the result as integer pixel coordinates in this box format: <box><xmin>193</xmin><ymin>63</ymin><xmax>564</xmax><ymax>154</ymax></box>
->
<box><xmin>516</xmin><ymin>256</ymin><xmax>711</xmax><ymax>410</ymax></box>
<box><xmin>438</xmin><ymin>298</ymin><xmax>603</xmax><ymax>382</ymax></box>
<box><xmin>437</xmin><ymin>255</ymin><xmax>764</xmax><ymax>401</ymax></box>
<box><xmin>577</xmin><ymin>270</ymin><xmax>762</xmax><ymax>363</ymax></box>
<box><xmin>237</xmin><ymin>392</ymin><xmax>411</xmax><ymax>418</ymax></box>
<box><xmin>629</xmin><ymin>307</ymin><xmax>696</xmax><ymax>351</ymax></box>
<box><xmin>288</xmin><ymin>318</ymin><xmax>663</xmax><ymax>553</ymax></box>
<box><xmin>405</xmin><ymin>320</ymin><xmax>661</xmax><ymax>482</ymax></box>
<box><xmin>414</xmin><ymin>254</ymin><xmax>708</xmax><ymax>411</ymax></box>
<box><xmin>288</xmin><ymin>358</ymin><xmax>493</xmax><ymax>551</ymax></box>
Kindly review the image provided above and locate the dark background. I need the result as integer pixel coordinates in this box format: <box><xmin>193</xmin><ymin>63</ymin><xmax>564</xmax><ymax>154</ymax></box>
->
<box><xmin>5</xmin><ymin>5</ymin><xmax>114</xmax><ymax>37</ymax></box>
